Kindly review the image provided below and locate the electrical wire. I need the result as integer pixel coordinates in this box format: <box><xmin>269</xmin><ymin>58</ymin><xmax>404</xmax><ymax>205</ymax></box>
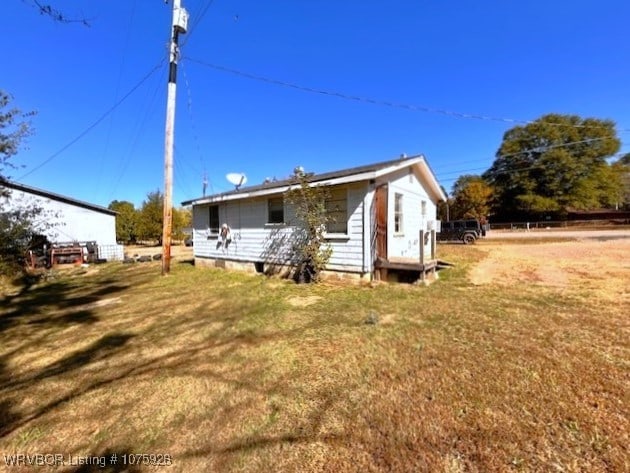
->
<box><xmin>435</xmin><ymin>151</ymin><xmax>629</xmax><ymax>182</ymax></box>
<box><xmin>18</xmin><ymin>61</ymin><xmax>165</xmax><ymax>181</ymax></box>
<box><xmin>180</xmin><ymin>59</ymin><xmax>214</xmax><ymax>194</ymax></box>
<box><xmin>184</xmin><ymin>57</ymin><xmax>630</xmax><ymax>134</ymax></box>
<box><xmin>434</xmin><ymin>141</ymin><xmax>629</xmax><ymax>190</ymax></box>
<box><xmin>95</xmin><ymin>0</ymin><xmax>138</xmax><ymax>196</ymax></box>
<box><xmin>107</xmin><ymin>65</ymin><xmax>168</xmax><ymax>201</ymax></box>
<box><xmin>173</xmin><ymin>146</ymin><xmax>195</xmax><ymax>200</ymax></box>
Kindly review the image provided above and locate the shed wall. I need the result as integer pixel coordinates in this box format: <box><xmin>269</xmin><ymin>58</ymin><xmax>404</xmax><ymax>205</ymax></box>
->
<box><xmin>4</xmin><ymin>189</ymin><xmax>117</xmax><ymax>246</ymax></box>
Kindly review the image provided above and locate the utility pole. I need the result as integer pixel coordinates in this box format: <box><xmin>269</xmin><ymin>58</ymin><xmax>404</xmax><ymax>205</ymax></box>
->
<box><xmin>162</xmin><ymin>0</ymin><xmax>189</xmax><ymax>275</ymax></box>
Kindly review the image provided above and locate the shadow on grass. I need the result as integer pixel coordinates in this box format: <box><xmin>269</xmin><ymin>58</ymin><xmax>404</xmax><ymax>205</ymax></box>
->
<box><xmin>182</xmin><ymin>387</ymin><xmax>344</xmax><ymax>466</ymax></box>
<box><xmin>0</xmin><ymin>278</ymin><xmax>131</xmax><ymax>340</ymax></box>
<box><xmin>0</xmin><ymin>358</ymin><xmax>20</xmax><ymax>431</ymax></box>
<box><xmin>0</xmin><ymin>332</ymin><xmax>135</xmax><ymax>437</ymax></box>
<box><xmin>0</xmin><ymin>267</ymin><xmax>148</xmax><ymax>439</ymax></box>
<box><xmin>0</xmin><ymin>266</ymin><xmax>361</xmax><ymax>465</ymax></box>
<box><xmin>33</xmin><ymin>333</ymin><xmax>135</xmax><ymax>381</ymax></box>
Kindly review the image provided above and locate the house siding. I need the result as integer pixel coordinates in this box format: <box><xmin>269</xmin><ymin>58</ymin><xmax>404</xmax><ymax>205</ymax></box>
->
<box><xmin>379</xmin><ymin>168</ymin><xmax>437</xmax><ymax>260</ymax></box>
<box><xmin>191</xmin><ymin>183</ymin><xmax>368</xmax><ymax>273</ymax></box>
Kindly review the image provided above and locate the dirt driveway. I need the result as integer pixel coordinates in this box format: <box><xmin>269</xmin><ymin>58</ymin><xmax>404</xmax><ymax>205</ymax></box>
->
<box><xmin>469</xmin><ymin>237</ymin><xmax>630</xmax><ymax>304</ymax></box>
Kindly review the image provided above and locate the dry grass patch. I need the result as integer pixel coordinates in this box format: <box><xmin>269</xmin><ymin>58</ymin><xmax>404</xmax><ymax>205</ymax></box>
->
<box><xmin>0</xmin><ymin>241</ymin><xmax>628</xmax><ymax>472</ymax></box>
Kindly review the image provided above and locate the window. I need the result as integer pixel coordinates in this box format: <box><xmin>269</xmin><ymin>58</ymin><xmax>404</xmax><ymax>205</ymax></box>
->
<box><xmin>421</xmin><ymin>200</ymin><xmax>427</xmax><ymax>217</ymax></box>
<box><xmin>268</xmin><ymin>197</ymin><xmax>284</xmax><ymax>224</ymax></box>
<box><xmin>325</xmin><ymin>188</ymin><xmax>348</xmax><ymax>234</ymax></box>
<box><xmin>208</xmin><ymin>205</ymin><xmax>219</xmax><ymax>234</ymax></box>
<box><xmin>394</xmin><ymin>193</ymin><xmax>403</xmax><ymax>233</ymax></box>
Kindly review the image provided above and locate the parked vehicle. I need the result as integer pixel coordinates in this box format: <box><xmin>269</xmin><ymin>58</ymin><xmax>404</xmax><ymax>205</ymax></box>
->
<box><xmin>437</xmin><ymin>219</ymin><xmax>485</xmax><ymax>244</ymax></box>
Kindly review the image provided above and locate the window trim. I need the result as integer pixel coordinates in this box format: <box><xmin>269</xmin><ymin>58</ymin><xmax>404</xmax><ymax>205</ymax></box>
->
<box><xmin>267</xmin><ymin>197</ymin><xmax>284</xmax><ymax>224</ymax></box>
<box><xmin>325</xmin><ymin>187</ymin><xmax>348</xmax><ymax>235</ymax></box>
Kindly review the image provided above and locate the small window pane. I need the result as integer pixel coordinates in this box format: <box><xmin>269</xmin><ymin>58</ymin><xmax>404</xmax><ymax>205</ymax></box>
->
<box><xmin>268</xmin><ymin>197</ymin><xmax>284</xmax><ymax>223</ymax></box>
<box><xmin>209</xmin><ymin>205</ymin><xmax>219</xmax><ymax>233</ymax></box>
<box><xmin>394</xmin><ymin>193</ymin><xmax>403</xmax><ymax>233</ymax></box>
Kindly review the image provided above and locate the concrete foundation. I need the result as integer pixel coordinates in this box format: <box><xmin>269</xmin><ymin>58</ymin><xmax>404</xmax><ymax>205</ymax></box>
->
<box><xmin>194</xmin><ymin>257</ymin><xmax>368</xmax><ymax>282</ymax></box>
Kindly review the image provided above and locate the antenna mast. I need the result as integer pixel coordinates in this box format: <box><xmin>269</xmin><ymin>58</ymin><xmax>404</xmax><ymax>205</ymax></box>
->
<box><xmin>162</xmin><ymin>0</ymin><xmax>189</xmax><ymax>275</ymax></box>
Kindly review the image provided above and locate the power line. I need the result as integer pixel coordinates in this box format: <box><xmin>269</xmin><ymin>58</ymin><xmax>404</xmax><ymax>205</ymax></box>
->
<box><xmin>435</xmin><ymin>151</ymin><xmax>629</xmax><ymax>182</ymax></box>
<box><xmin>18</xmin><ymin>61</ymin><xmax>165</xmax><ymax>181</ymax></box>
<box><xmin>435</xmin><ymin>139</ymin><xmax>629</xmax><ymax>184</ymax></box>
<box><xmin>433</xmin><ymin>140</ymin><xmax>627</xmax><ymax>182</ymax></box>
<box><xmin>184</xmin><ymin>57</ymin><xmax>630</xmax><ymax>134</ymax></box>
<box><xmin>180</xmin><ymin>59</ymin><xmax>213</xmax><ymax>193</ymax></box>
<box><xmin>95</xmin><ymin>0</ymin><xmax>138</xmax><ymax>197</ymax></box>
<box><xmin>107</xmin><ymin>66</ymin><xmax>168</xmax><ymax>201</ymax></box>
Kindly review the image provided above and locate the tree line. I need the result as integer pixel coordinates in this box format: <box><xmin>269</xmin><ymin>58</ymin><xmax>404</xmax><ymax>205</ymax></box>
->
<box><xmin>442</xmin><ymin>114</ymin><xmax>630</xmax><ymax>222</ymax></box>
<box><xmin>108</xmin><ymin>192</ymin><xmax>191</xmax><ymax>245</ymax></box>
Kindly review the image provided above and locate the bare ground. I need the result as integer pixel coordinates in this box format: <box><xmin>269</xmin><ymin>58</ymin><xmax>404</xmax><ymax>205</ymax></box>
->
<box><xmin>470</xmin><ymin>238</ymin><xmax>630</xmax><ymax>304</ymax></box>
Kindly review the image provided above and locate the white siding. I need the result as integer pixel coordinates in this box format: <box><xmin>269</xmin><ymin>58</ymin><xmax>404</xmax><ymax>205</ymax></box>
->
<box><xmin>3</xmin><ymin>189</ymin><xmax>117</xmax><ymax>246</ymax></box>
<box><xmin>378</xmin><ymin>167</ymin><xmax>438</xmax><ymax>260</ymax></box>
<box><xmin>192</xmin><ymin>183</ymin><xmax>368</xmax><ymax>273</ymax></box>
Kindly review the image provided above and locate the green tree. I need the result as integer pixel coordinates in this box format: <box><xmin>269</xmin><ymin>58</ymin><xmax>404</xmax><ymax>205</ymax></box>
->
<box><xmin>0</xmin><ymin>91</ymin><xmax>34</xmax><ymax>185</ymax></box>
<box><xmin>172</xmin><ymin>207</ymin><xmax>192</xmax><ymax>242</ymax></box>
<box><xmin>284</xmin><ymin>171</ymin><xmax>333</xmax><ymax>283</ymax></box>
<box><xmin>450</xmin><ymin>175</ymin><xmax>493</xmax><ymax>221</ymax></box>
<box><xmin>136</xmin><ymin>190</ymin><xmax>164</xmax><ymax>244</ymax></box>
<box><xmin>484</xmin><ymin>114</ymin><xmax>622</xmax><ymax>219</ymax></box>
<box><xmin>135</xmin><ymin>191</ymin><xmax>189</xmax><ymax>244</ymax></box>
<box><xmin>0</xmin><ymin>91</ymin><xmax>45</xmax><ymax>274</ymax></box>
<box><xmin>108</xmin><ymin>200</ymin><xmax>138</xmax><ymax>244</ymax></box>
<box><xmin>613</xmin><ymin>153</ymin><xmax>630</xmax><ymax>209</ymax></box>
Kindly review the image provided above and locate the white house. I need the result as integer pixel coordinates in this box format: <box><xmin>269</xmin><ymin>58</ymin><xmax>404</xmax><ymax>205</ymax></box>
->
<box><xmin>182</xmin><ymin>155</ymin><xmax>447</xmax><ymax>281</ymax></box>
<box><xmin>0</xmin><ymin>180</ymin><xmax>123</xmax><ymax>261</ymax></box>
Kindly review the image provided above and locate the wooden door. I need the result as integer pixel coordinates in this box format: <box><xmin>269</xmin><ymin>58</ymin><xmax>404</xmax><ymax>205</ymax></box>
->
<box><xmin>372</xmin><ymin>184</ymin><xmax>388</xmax><ymax>260</ymax></box>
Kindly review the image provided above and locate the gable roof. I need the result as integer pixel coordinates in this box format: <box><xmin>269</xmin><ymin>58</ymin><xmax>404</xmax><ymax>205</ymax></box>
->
<box><xmin>0</xmin><ymin>179</ymin><xmax>116</xmax><ymax>216</ymax></box>
<box><xmin>182</xmin><ymin>155</ymin><xmax>447</xmax><ymax>206</ymax></box>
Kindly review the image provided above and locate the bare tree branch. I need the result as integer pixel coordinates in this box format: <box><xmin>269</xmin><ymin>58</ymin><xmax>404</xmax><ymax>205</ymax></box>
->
<box><xmin>24</xmin><ymin>0</ymin><xmax>93</xmax><ymax>27</ymax></box>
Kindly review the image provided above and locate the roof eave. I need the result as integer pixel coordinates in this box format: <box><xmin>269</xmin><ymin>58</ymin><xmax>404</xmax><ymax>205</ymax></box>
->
<box><xmin>182</xmin><ymin>155</ymin><xmax>447</xmax><ymax>205</ymax></box>
<box><xmin>182</xmin><ymin>170</ymin><xmax>380</xmax><ymax>205</ymax></box>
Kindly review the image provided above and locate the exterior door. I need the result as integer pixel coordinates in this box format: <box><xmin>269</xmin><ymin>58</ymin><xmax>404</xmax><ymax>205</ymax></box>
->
<box><xmin>373</xmin><ymin>184</ymin><xmax>388</xmax><ymax>260</ymax></box>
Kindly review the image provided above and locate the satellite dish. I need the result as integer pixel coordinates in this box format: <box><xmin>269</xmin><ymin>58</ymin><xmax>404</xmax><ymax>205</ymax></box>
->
<box><xmin>226</xmin><ymin>173</ymin><xmax>247</xmax><ymax>190</ymax></box>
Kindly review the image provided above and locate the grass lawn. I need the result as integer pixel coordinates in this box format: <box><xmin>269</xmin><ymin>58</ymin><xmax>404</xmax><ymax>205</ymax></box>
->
<box><xmin>0</xmin><ymin>243</ymin><xmax>628</xmax><ymax>472</ymax></box>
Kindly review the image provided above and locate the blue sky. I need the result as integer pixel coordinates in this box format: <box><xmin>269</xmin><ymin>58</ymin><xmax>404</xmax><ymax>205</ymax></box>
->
<box><xmin>3</xmin><ymin>0</ymin><xmax>629</xmax><ymax>208</ymax></box>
